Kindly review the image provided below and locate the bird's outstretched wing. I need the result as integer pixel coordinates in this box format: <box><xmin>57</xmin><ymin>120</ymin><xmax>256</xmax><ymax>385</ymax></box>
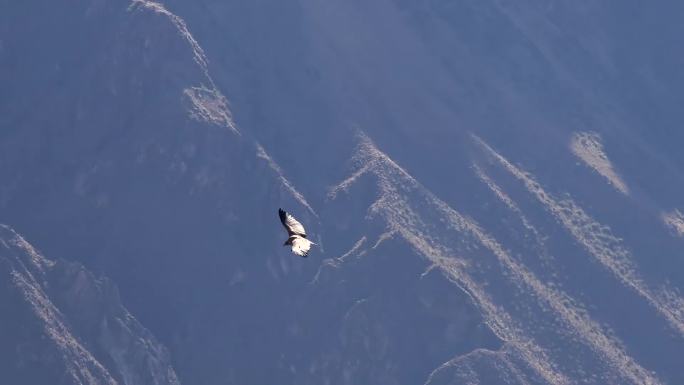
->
<box><xmin>291</xmin><ymin>237</ymin><xmax>312</xmax><ymax>257</ymax></box>
<box><xmin>279</xmin><ymin>208</ymin><xmax>307</xmax><ymax>237</ymax></box>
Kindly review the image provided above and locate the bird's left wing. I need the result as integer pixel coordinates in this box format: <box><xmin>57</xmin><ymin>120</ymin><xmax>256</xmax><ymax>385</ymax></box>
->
<box><xmin>279</xmin><ymin>208</ymin><xmax>307</xmax><ymax>237</ymax></box>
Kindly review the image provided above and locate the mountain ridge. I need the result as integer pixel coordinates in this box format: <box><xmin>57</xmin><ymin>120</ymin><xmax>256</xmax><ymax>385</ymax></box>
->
<box><xmin>0</xmin><ymin>224</ymin><xmax>180</xmax><ymax>385</ymax></box>
<box><xmin>2</xmin><ymin>0</ymin><xmax>684</xmax><ymax>384</ymax></box>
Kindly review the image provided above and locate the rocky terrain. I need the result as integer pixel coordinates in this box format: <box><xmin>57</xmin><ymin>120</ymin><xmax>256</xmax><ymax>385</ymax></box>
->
<box><xmin>0</xmin><ymin>225</ymin><xmax>179</xmax><ymax>385</ymax></box>
<box><xmin>1</xmin><ymin>0</ymin><xmax>683</xmax><ymax>384</ymax></box>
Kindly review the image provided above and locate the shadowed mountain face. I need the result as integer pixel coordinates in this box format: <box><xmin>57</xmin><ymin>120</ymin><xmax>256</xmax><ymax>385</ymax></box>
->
<box><xmin>1</xmin><ymin>0</ymin><xmax>684</xmax><ymax>384</ymax></box>
<box><xmin>0</xmin><ymin>225</ymin><xmax>179</xmax><ymax>385</ymax></box>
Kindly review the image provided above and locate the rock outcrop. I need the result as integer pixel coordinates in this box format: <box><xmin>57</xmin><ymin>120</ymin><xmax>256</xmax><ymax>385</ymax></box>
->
<box><xmin>0</xmin><ymin>225</ymin><xmax>179</xmax><ymax>385</ymax></box>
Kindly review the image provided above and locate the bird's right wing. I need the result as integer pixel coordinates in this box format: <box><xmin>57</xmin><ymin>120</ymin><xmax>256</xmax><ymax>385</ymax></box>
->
<box><xmin>291</xmin><ymin>237</ymin><xmax>311</xmax><ymax>257</ymax></box>
<box><xmin>279</xmin><ymin>208</ymin><xmax>307</xmax><ymax>237</ymax></box>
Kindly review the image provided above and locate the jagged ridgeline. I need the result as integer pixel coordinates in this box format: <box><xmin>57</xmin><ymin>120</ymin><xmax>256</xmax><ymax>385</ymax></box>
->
<box><xmin>0</xmin><ymin>225</ymin><xmax>179</xmax><ymax>385</ymax></box>
<box><xmin>1</xmin><ymin>0</ymin><xmax>684</xmax><ymax>385</ymax></box>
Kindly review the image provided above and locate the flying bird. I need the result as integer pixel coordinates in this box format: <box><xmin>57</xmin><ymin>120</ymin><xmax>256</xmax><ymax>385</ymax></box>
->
<box><xmin>279</xmin><ymin>208</ymin><xmax>313</xmax><ymax>257</ymax></box>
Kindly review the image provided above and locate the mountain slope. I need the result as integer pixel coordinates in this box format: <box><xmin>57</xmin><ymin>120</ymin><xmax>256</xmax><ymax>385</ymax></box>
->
<box><xmin>327</xmin><ymin>132</ymin><xmax>682</xmax><ymax>384</ymax></box>
<box><xmin>1</xmin><ymin>0</ymin><xmax>684</xmax><ymax>384</ymax></box>
<box><xmin>0</xmin><ymin>225</ymin><xmax>179</xmax><ymax>385</ymax></box>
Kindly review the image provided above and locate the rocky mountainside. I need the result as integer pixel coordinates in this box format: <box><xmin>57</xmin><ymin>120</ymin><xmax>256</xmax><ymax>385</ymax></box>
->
<box><xmin>0</xmin><ymin>225</ymin><xmax>179</xmax><ymax>385</ymax></box>
<box><xmin>1</xmin><ymin>0</ymin><xmax>683</xmax><ymax>384</ymax></box>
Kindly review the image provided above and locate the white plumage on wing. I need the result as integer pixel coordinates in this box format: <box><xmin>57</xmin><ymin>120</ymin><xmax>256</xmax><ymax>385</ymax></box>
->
<box><xmin>279</xmin><ymin>208</ymin><xmax>314</xmax><ymax>257</ymax></box>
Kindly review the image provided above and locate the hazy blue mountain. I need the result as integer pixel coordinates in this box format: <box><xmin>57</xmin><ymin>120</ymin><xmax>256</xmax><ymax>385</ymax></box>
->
<box><xmin>1</xmin><ymin>0</ymin><xmax>683</xmax><ymax>384</ymax></box>
<box><xmin>0</xmin><ymin>225</ymin><xmax>179</xmax><ymax>385</ymax></box>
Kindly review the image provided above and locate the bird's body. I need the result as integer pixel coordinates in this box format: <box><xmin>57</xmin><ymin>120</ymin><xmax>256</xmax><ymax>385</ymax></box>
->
<box><xmin>279</xmin><ymin>208</ymin><xmax>314</xmax><ymax>257</ymax></box>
